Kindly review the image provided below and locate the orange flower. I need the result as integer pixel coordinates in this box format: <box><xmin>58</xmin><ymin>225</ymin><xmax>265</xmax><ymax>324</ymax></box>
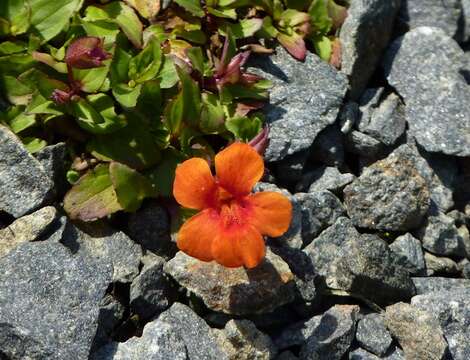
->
<box><xmin>173</xmin><ymin>142</ymin><xmax>292</xmax><ymax>268</ymax></box>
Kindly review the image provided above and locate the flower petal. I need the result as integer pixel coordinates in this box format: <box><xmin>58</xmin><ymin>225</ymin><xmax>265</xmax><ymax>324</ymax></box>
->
<box><xmin>173</xmin><ymin>158</ymin><xmax>216</xmax><ymax>210</ymax></box>
<box><xmin>247</xmin><ymin>192</ymin><xmax>292</xmax><ymax>237</ymax></box>
<box><xmin>177</xmin><ymin>209</ymin><xmax>219</xmax><ymax>262</ymax></box>
<box><xmin>215</xmin><ymin>142</ymin><xmax>264</xmax><ymax>196</ymax></box>
<box><xmin>212</xmin><ymin>224</ymin><xmax>265</xmax><ymax>268</ymax></box>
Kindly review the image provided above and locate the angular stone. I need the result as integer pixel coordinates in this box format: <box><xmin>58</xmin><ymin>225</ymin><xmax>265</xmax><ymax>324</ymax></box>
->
<box><xmin>463</xmin><ymin>0</ymin><xmax>470</xmax><ymax>42</ymax></box>
<box><xmin>35</xmin><ymin>142</ymin><xmax>68</xmax><ymax>196</ymax></box>
<box><xmin>357</xmin><ymin>91</ymin><xmax>406</xmax><ymax>146</ymax></box>
<box><xmin>303</xmin><ymin>217</ymin><xmax>360</xmax><ymax>275</ymax></box>
<box><xmin>384</xmin><ymin>27</ymin><xmax>470</xmax><ymax>156</ymax></box>
<box><xmin>0</xmin><ymin>206</ymin><xmax>58</xmax><ymax>258</ymax></box>
<box><xmin>345</xmin><ymin>130</ymin><xmax>385</xmax><ymax>158</ymax></box>
<box><xmin>91</xmin><ymin>294</ymin><xmax>125</xmax><ymax>352</ymax></box>
<box><xmin>248</xmin><ymin>47</ymin><xmax>347</xmax><ymax>162</ymax></box>
<box><xmin>0</xmin><ymin>242</ymin><xmax>112</xmax><ymax>360</ymax></box>
<box><xmin>389</xmin><ymin>233</ymin><xmax>425</xmax><ymax>275</ymax></box>
<box><xmin>91</xmin><ymin>317</ymin><xmax>187</xmax><ymax>360</ymax></box>
<box><xmin>339</xmin><ymin>102</ymin><xmax>359</xmax><ymax>134</ymax></box>
<box><xmin>412</xmin><ymin>277</ymin><xmax>470</xmax><ymax>295</ymax></box>
<box><xmin>344</xmin><ymin>146</ymin><xmax>430</xmax><ymax>231</ymax></box>
<box><xmin>398</xmin><ymin>0</ymin><xmax>462</xmax><ymax>38</ymax></box>
<box><xmin>62</xmin><ymin>222</ymin><xmax>142</xmax><ymax>283</ymax></box>
<box><xmin>0</xmin><ymin>125</ymin><xmax>54</xmax><ymax>217</ymax></box>
<box><xmin>130</xmin><ymin>253</ymin><xmax>174</xmax><ymax>320</ymax></box>
<box><xmin>412</xmin><ymin>289</ymin><xmax>470</xmax><ymax>360</ymax></box>
<box><xmin>158</xmin><ymin>303</ymin><xmax>228</xmax><ymax>360</ymax></box>
<box><xmin>325</xmin><ymin>234</ymin><xmax>416</xmax><ymax>306</ymax></box>
<box><xmin>164</xmin><ymin>250</ymin><xmax>295</xmax><ymax>315</ymax></box>
<box><xmin>384</xmin><ymin>302</ymin><xmax>448</xmax><ymax>360</ymax></box>
<box><xmin>295</xmin><ymin>166</ymin><xmax>355</xmax><ymax>194</ymax></box>
<box><xmin>356</xmin><ymin>313</ymin><xmax>393</xmax><ymax>356</ymax></box>
<box><xmin>340</xmin><ymin>0</ymin><xmax>401</xmax><ymax>99</ymax></box>
<box><xmin>424</xmin><ymin>252</ymin><xmax>460</xmax><ymax>276</ymax></box>
<box><xmin>213</xmin><ymin>319</ymin><xmax>278</xmax><ymax>360</ymax></box>
<box><xmin>294</xmin><ymin>190</ymin><xmax>345</xmax><ymax>245</ymax></box>
<box><xmin>299</xmin><ymin>305</ymin><xmax>359</xmax><ymax>360</ymax></box>
<box><xmin>127</xmin><ymin>202</ymin><xmax>175</xmax><ymax>258</ymax></box>
<box><xmin>349</xmin><ymin>347</ymin><xmax>405</xmax><ymax>360</ymax></box>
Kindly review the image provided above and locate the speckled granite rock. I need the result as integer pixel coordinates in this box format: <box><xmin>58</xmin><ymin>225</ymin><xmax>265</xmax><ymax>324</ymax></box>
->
<box><xmin>356</xmin><ymin>313</ymin><xmax>393</xmax><ymax>356</ymax></box>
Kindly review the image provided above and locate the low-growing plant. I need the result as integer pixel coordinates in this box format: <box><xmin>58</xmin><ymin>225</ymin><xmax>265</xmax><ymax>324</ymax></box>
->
<box><xmin>0</xmin><ymin>0</ymin><xmax>347</xmax><ymax>222</ymax></box>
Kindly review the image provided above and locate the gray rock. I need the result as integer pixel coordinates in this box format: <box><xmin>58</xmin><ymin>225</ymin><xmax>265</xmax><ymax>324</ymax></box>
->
<box><xmin>310</xmin><ymin>125</ymin><xmax>345</xmax><ymax>167</ymax></box>
<box><xmin>274</xmin><ymin>311</ymin><xmax>323</xmax><ymax>350</ymax></box>
<box><xmin>0</xmin><ymin>206</ymin><xmax>58</xmax><ymax>258</ymax></box>
<box><xmin>416</xmin><ymin>211</ymin><xmax>466</xmax><ymax>258</ymax></box>
<box><xmin>340</xmin><ymin>0</ymin><xmax>401</xmax><ymax>99</ymax></box>
<box><xmin>294</xmin><ymin>190</ymin><xmax>345</xmax><ymax>246</ymax></box>
<box><xmin>295</xmin><ymin>166</ymin><xmax>355</xmax><ymax>194</ymax></box>
<box><xmin>389</xmin><ymin>233</ymin><xmax>426</xmax><ymax>275</ymax></box>
<box><xmin>299</xmin><ymin>305</ymin><xmax>359</xmax><ymax>360</ymax></box>
<box><xmin>463</xmin><ymin>0</ymin><xmax>470</xmax><ymax>42</ymax></box>
<box><xmin>0</xmin><ymin>323</ymin><xmax>55</xmax><ymax>360</ymax></box>
<box><xmin>158</xmin><ymin>303</ymin><xmax>228</xmax><ymax>360</ymax></box>
<box><xmin>62</xmin><ymin>222</ymin><xmax>142</xmax><ymax>283</ymax></box>
<box><xmin>91</xmin><ymin>294</ymin><xmax>125</xmax><ymax>352</ymax></box>
<box><xmin>255</xmin><ymin>183</ymin><xmax>302</xmax><ymax>249</ymax></box>
<box><xmin>339</xmin><ymin>102</ymin><xmax>359</xmax><ymax>134</ymax></box>
<box><xmin>35</xmin><ymin>142</ymin><xmax>67</xmax><ymax>196</ymax></box>
<box><xmin>349</xmin><ymin>347</ymin><xmax>405</xmax><ymax>360</ymax></box>
<box><xmin>42</xmin><ymin>215</ymin><xmax>68</xmax><ymax>243</ymax></box>
<box><xmin>213</xmin><ymin>319</ymin><xmax>278</xmax><ymax>360</ymax></box>
<box><xmin>356</xmin><ymin>313</ymin><xmax>393</xmax><ymax>356</ymax></box>
<box><xmin>248</xmin><ymin>47</ymin><xmax>347</xmax><ymax>162</ymax></box>
<box><xmin>398</xmin><ymin>0</ymin><xmax>462</xmax><ymax>38</ymax></box>
<box><xmin>424</xmin><ymin>252</ymin><xmax>460</xmax><ymax>275</ymax></box>
<box><xmin>384</xmin><ymin>302</ymin><xmax>448</xmax><ymax>360</ymax></box>
<box><xmin>357</xmin><ymin>91</ymin><xmax>406</xmax><ymax>146</ymax></box>
<box><xmin>91</xmin><ymin>317</ymin><xmax>187</xmax><ymax>360</ymax></box>
<box><xmin>461</xmin><ymin>258</ymin><xmax>470</xmax><ymax>278</ymax></box>
<box><xmin>0</xmin><ymin>242</ymin><xmax>112</xmax><ymax>360</ymax></box>
<box><xmin>127</xmin><ymin>202</ymin><xmax>175</xmax><ymax>258</ymax></box>
<box><xmin>130</xmin><ymin>253</ymin><xmax>174</xmax><ymax>320</ymax></box>
<box><xmin>0</xmin><ymin>125</ymin><xmax>54</xmax><ymax>217</ymax></box>
<box><xmin>412</xmin><ymin>277</ymin><xmax>470</xmax><ymax>295</ymax></box>
<box><xmin>344</xmin><ymin>148</ymin><xmax>430</xmax><ymax>231</ymax></box>
<box><xmin>325</xmin><ymin>234</ymin><xmax>416</xmax><ymax>306</ymax></box>
<box><xmin>345</xmin><ymin>130</ymin><xmax>385</xmax><ymax>158</ymax></box>
<box><xmin>412</xmin><ymin>289</ymin><xmax>470</xmax><ymax>360</ymax></box>
<box><xmin>303</xmin><ymin>217</ymin><xmax>360</xmax><ymax>275</ymax></box>
<box><xmin>383</xmin><ymin>27</ymin><xmax>470</xmax><ymax>156</ymax></box>
<box><xmin>164</xmin><ymin>250</ymin><xmax>295</xmax><ymax>315</ymax></box>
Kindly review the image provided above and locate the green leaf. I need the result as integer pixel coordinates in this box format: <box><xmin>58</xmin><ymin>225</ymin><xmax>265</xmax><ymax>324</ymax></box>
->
<box><xmin>72</xmin><ymin>93</ymin><xmax>126</xmax><ymax>134</ymax></box>
<box><xmin>207</xmin><ymin>7</ymin><xmax>237</xmax><ymax>19</ymax></box>
<box><xmin>31</xmin><ymin>51</ymin><xmax>68</xmax><ymax>73</ymax></box>
<box><xmin>110</xmin><ymin>47</ymin><xmax>132</xmax><ymax>84</ymax></box>
<box><xmin>125</xmin><ymin>0</ymin><xmax>161</xmax><ymax>19</ymax></box>
<box><xmin>0</xmin><ymin>75</ymin><xmax>33</xmax><ymax>105</ymax></box>
<box><xmin>136</xmin><ymin>80</ymin><xmax>162</xmax><ymax>119</ymax></box>
<box><xmin>311</xmin><ymin>34</ymin><xmax>331</xmax><ymax>61</ymax></box>
<box><xmin>258</xmin><ymin>16</ymin><xmax>279</xmax><ymax>38</ymax></box>
<box><xmin>22</xmin><ymin>136</ymin><xmax>46</xmax><ymax>153</ymax></box>
<box><xmin>157</xmin><ymin>55</ymin><xmax>179</xmax><ymax>89</ymax></box>
<box><xmin>81</xmin><ymin>19</ymin><xmax>120</xmax><ymax>46</ymax></box>
<box><xmin>173</xmin><ymin>0</ymin><xmax>204</xmax><ymax>17</ymax></box>
<box><xmin>175</xmin><ymin>66</ymin><xmax>201</xmax><ymax>126</ymax></box>
<box><xmin>0</xmin><ymin>53</ymin><xmax>35</xmax><ymax>76</ymax></box>
<box><xmin>0</xmin><ymin>0</ymin><xmax>31</xmax><ymax>36</ymax></box>
<box><xmin>9</xmin><ymin>111</ymin><xmax>36</xmax><ymax>133</ymax></box>
<box><xmin>128</xmin><ymin>36</ymin><xmax>162</xmax><ymax>83</ymax></box>
<box><xmin>112</xmin><ymin>83</ymin><xmax>142</xmax><ymax>108</ymax></box>
<box><xmin>88</xmin><ymin>113</ymin><xmax>161</xmax><ymax>170</ymax></box>
<box><xmin>63</xmin><ymin>164</ymin><xmax>123</xmax><ymax>221</ymax></box>
<box><xmin>145</xmin><ymin>148</ymin><xmax>185</xmax><ymax>197</ymax></box>
<box><xmin>220</xmin><ymin>18</ymin><xmax>263</xmax><ymax>38</ymax></box>
<box><xmin>103</xmin><ymin>1</ymin><xmax>143</xmax><ymax>48</ymax></box>
<box><xmin>200</xmin><ymin>92</ymin><xmax>225</xmax><ymax>134</ymax></box>
<box><xmin>164</xmin><ymin>92</ymin><xmax>184</xmax><ymax>135</ymax></box>
<box><xmin>225</xmin><ymin>114</ymin><xmax>262</xmax><ymax>141</ymax></box>
<box><xmin>25</xmin><ymin>92</ymin><xmax>63</xmax><ymax>115</ymax></box>
<box><xmin>0</xmin><ymin>41</ymin><xmax>28</xmax><ymax>55</ymax></box>
<box><xmin>109</xmin><ymin>161</ymin><xmax>156</xmax><ymax>212</ymax></box>
<box><xmin>309</xmin><ymin>0</ymin><xmax>332</xmax><ymax>34</ymax></box>
<box><xmin>186</xmin><ymin>46</ymin><xmax>205</xmax><ymax>74</ymax></box>
<box><xmin>222</xmin><ymin>79</ymin><xmax>271</xmax><ymax>101</ymax></box>
<box><xmin>73</xmin><ymin>59</ymin><xmax>112</xmax><ymax>93</ymax></box>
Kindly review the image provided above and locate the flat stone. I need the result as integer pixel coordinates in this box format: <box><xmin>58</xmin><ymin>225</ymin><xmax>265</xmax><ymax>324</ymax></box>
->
<box><xmin>357</xmin><ymin>91</ymin><xmax>406</xmax><ymax>146</ymax></box>
<box><xmin>158</xmin><ymin>302</ymin><xmax>228</xmax><ymax>360</ymax></box>
<box><xmin>356</xmin><ymin>313</ymin><xmax>393</xmax><ymax>356</ymax></box>
<box><xmin>345</xmin><ymin>130</ymin><xmax>385</xmax><ymax>158</ymax></box>
<box><xmin>416</xmin><ymin>211</ymin><xmax>466</xmax><ymax>258</ymax></box>
<box><xmin>130</xmin><ymin>253</ymin><xmax>174</xmax><ymax>320</ymax></box>
<box><xmin>384</xmin><ymin>302</ymin><xmax>448</xmax><ymax>360</ymax></box>
<box><xmin>0</xmin><ymin>125</ymin><xmax>54</xmax><ymax>217</ymax></box>
<box><xmin>91</xmin><ymin>317</ymin><xmax>187</xmax><ymax>360</ymax></box>
<box><xmin>299</xmin><ymin>305</ymin><xmax>359</xmax><ymax>360</ymax></box>
<box><xmin>0</xmin><ymin>206</ymin><xmax>58</xmax><ymax>258</ymax></box>
<box><xmin>62</xmin><ymin>222</ymin><xmax>142</xmax><ymax>283</ymax></box>
<box><xmin>340</xmin><ymin>0</ymin><xmax>401</xmax><ymax>99</ymax></box>
<box><xmin>303</xmin><ymin>216</ymin><xmax>360</xmax><ymax>275</ymax></box>
<box><xmin>412</xmin><ymin>277</ymin><xmax>470</xmax><ymax>295</ymax></box>
<box><xmin>424</xmin><ymin>252</ymin><xmax>460</xmax><ymax>276</ymax></box>
<box><xmin>0</xmin><ymin>242</ymin><xmax>112</xmax><ymax>360</ymax></box>
<box><xmin>412</xmin><ymin>289</ymin><xmax>470</xmax><ymax>360</ymax></box>
<box><xmin>35</xmin><ymin>142</ymin><xmax>68</xmax><ymax>197</ymax></box>
<box><xmin>164</xmin><ymin>250</ymin><xmax>295</xmax><ymax>315</ymax></box>
<box><xmin>383</xmin><ymin>27</ymin><xmax>470</xmax><ymax>156</ymax></box>
<box><xmin>294</xmin><ymin>190</ymin><xmax>345</xmax><ymax>246</ymax></box>
<box><xmin>398</xmin><ymin>0</ymin><xmax>462</xmax><ymax>38</ymax></box>
<box><xmin>325</xmin><ymin>234</ymin><xmax>416</xmax><ymax>306</ymax></box>
<box><xmin>296</xmin><ymin>166</ymin><xmax>355</xmax><ymax>194</ymax></box>
<box><xmin>213</xmin><ymin>319</ymin><xmax>278</xmax><ymax>360</ymax></box>
<box><xmin>248</xmin><ymin>47</ymin><xmax>347</xmax><ymax>162</ymax></box>
<box><xmin>127</xmin><ymin>202</ymin><xmax>175</xmax><ymax>258</ymax></box>
<box><xmin>389</xmin><ymin>233</ymin><xmax>426</xmax><ymax>275</ymax></box>
<box><xmin>344</xmin><ymin>147</ymin><xmax>430</xmax><ymax>231</ymax></box>
<box><xmin>349</xmin><ymin>347</ymin><xmax>405</xmax><ymax>360</ymax></box>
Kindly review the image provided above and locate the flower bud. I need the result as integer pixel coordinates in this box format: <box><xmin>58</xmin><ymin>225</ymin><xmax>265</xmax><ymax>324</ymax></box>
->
<box><xmin>65</xmin><ymin>37</ymin><xmax>111</xmax><ymax>69</ymax></box>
